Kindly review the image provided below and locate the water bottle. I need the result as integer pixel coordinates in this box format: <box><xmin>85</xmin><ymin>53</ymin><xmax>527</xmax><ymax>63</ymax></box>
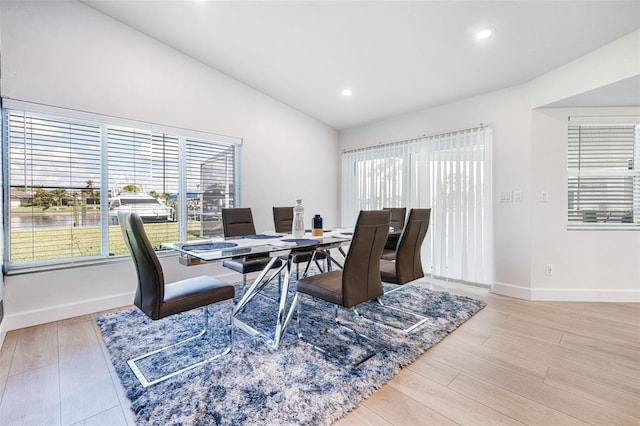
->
<box><xmin>312</xmin><ymin>214</ymin><xmax>323</xmax><ymax>236</ymax></box>
<box><xmin>293</xmin><ymin>199</ymin><xmax>305</xmax><ymax>238</ymax></box>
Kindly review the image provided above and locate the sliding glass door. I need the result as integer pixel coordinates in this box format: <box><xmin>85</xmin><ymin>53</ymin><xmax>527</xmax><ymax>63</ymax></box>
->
<box><xmin>341</xmin><ymin>126</ymin><xmax>494</xmax><ymax>285</ymax></box>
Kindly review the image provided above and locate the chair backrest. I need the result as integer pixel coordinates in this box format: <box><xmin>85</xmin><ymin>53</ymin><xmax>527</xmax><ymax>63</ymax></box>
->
<box><xmin>222</xmin><ymin>208</ymin><xmax>256</xmax><ymax>237</ymax></box>
<box><xmin>384</xmin><ymin>207</ymin><xmax>407</xmax><ymax>232</ymax></box>
<box><xmin>342</xmin><ymin>210</ymin><xmax>391</xmax><ymax>308</ymax></box>
<box><xmin>273</xmin><ymin>206</ymin><xmax>294</xmax><ymax>233</ymax></box>
<box><xmin>394</xmin><ymin>208</ymin><xmax>431</xmax><ymax>284</ymax></box>
<box><xmin>118</xmin><ymin>211</ymin><xmax>165</xmax><ymax>320</ymax></box>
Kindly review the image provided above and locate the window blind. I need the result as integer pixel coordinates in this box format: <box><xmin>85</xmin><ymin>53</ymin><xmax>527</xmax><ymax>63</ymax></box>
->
<box><xmin>107</xmin><ymin>126</ymin><xmax>180</xmax><ymax>252</ymax></box>
<box><xmin>3</xmin><ymin>102</ymin><xmax>241</xmax><ymax>269</ymax></box>
<box><xmin>7</xmin><ymin>111</ymin><xmax>102</xmax><ymax>263</ymax></box>
<box><xmin>341</xmin><ymin>126</ymin><xmax>494</xmax><ymax>285</ymax></box>
<box><xmin>567</xmin><ymin>120</ymin><xmax>639</xmax><ymax>226</ymax></box>
<box><xmin>185</xmin><ymin>138</ymin><xmax>238</xmax><ymax>238</ymax></box>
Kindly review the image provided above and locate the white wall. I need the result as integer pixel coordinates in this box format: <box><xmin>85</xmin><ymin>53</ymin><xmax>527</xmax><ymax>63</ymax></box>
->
<box><xmin>339</xmin><ymin>86</ymin><xmax>534</xmax><ymax>292</ymax></box>
<box><xmin>0</xmin><ymin>0</ymin><xmax>339</xmax><ymax>330</ymax></box>
<box><xmin>529</xmin><ymin>107</ymin><xmax>640</xmax><ymax>301</ymax></box>
<box><xmin>530</xmin><ymin>30</ymin><xmax>640</xmax><ymax>108</ymax></box>
<box><xmin>339</xmin><ymin>34</ymin><xmax>640</xmax><ymax>302</ymax></box>
<box><xmin>0</xmin><ymin>0</ymin><xmax>6</xmax><ymax>343</ymax></box>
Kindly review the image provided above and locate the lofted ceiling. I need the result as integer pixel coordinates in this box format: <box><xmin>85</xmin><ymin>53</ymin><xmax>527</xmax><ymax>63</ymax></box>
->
<box><xmin>82</xmin><ymin>0</ymin><xmax>640</xmax><ymax>130</ymax></box>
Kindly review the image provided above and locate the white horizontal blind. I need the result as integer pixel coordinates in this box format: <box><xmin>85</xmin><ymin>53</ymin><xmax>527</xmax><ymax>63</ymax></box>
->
<box><xmin>6</xmin><ymin>111</ymin><xmax>102</xmax><ymax>263</ymax></box>
<box><xmin>567</xmin><ymin>120</ymin><xmax>639</xmax><ymax>226</ymax></box>
<box><xmin>341</xmin><ymin>126</ymin><xmax>494</xmax><ymax>285</ymax></box>
<box><xmin>185</xmin><ymin>138</ymin><xmax>238</xmax><ymax>238</ymax></box>
<box><xmin>107</xmin><ymin>127</ymin><xmax>180</xmax><ymax>252</ymax></box>
<box><xmin>3</xmin><ymin>102</ymin><xmax>241</xmax><ymax>268</ymax></box>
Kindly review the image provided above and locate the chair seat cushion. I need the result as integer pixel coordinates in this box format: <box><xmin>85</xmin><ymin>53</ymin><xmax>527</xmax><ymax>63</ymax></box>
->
<box><xmin>384</xmin><ymin>233</ymin><xmax>400</xmax><ymax>250</ymax></box>
<box><xmin>379</xmin><ymin>259</ymin><xmax>398</xmax><ymax>284</ymax></box>
<box><xmin>222</xmin><ymin>256</ymin><xmax>282</xmax><ymax>274</ymax></box>
<box><xmin>290</xmin><ymin>249</ymin><xmax>327</xmax><ymax>264</ymax></box>
<box><xmin>296</xmin><ymin>271</ymin><xmax>344</xmax><ymax>306</ymax></box>
<box><xmin>380</xmin><ymin>248</ymin><xmax>396</xmax><ymax>261</ymax></box>
<box><xmin>160</xmin><ymin>275</ymin><xmax>234</xmax><ymax>318</ymax></box>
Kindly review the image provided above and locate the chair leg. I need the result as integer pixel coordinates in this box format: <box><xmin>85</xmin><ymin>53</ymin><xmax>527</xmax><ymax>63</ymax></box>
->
<box><xmin>296</xmin><ymin>294</ymin><xmax>386</xmax><ymax>368</ymax></box>
<box><xmin>127</xmin><ymin>299</ymin><xmax>233</xmax><ymax>387</ymax></box>
<box><xmin>382</xmin><ymin>282</ymin><xmax>403</xmax><ymax>295</ymax></box>
<box><xmin>373</xmin><ymin>297</ymin><xmax>428</xmax><ymax>333</ymax></box>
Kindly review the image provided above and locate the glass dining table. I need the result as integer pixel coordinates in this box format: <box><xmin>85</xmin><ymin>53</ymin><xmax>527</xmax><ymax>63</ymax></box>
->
<box><xmin>162</xmin><ymin>231</ymin><xmax>353</xmax><ymax>349</ymax></box>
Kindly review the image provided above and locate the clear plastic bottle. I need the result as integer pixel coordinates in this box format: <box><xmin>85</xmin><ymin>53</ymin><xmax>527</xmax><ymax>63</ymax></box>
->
<box><xmin>293</xmin><ymin>199</ymin><xmax>305</xmax><ymax>238</ymax></box>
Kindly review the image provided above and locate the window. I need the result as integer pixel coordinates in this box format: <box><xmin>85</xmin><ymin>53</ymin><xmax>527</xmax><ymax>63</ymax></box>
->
<box><xmin>341</xmin><ymin>126</ymin><xmax>494</xmax><ymax>285</ymax></box>
<box><xmin>2</xmin><ymin>102</ymin><xmax>241</xmax><ymax>269</ymax></box>
<box><xmin>567</xmin><ymin>117</ymin><xmax>639</xmax><ymax>227</ymax></box>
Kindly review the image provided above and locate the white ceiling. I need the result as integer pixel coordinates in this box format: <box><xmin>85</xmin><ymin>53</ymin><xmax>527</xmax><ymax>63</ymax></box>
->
<box><xmin>82</xmin><ymin>0</ymin><xmax>640</xmax><ymax>130</ymax></box>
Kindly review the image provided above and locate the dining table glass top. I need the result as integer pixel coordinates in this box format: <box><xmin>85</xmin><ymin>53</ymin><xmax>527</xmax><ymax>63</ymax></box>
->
<box><xmin>162</xmin><ymin>230</ymin><xmax>352</xmax><ymax>262</ymax></box>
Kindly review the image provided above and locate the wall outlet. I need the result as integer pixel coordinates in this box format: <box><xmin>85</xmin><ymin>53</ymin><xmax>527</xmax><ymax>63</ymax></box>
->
<box><xmin>544</xmin><ymin>264</ymin><xmax>553</xmax><ymax>276</ymax></box>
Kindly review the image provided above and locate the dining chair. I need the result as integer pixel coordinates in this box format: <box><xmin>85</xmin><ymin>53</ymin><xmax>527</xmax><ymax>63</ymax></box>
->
<box><xmin>273</xmin><ymin>206</ymin><xmax>327</xmax><ymax>277</ymax></box>
<box><xmin>377</xmin><ymin>208</ymin><xmax>432</xmax><ymax>333</ymax></box>
<box><xmin>382</xmin><ymin>207</ymin><xmax>407</xmax><ymax>257</ymax></box>
<box><xmin>118</xmin><ymin>211</ymin><xmax>234</xmax><ymax>387</ymax></box>
<box><xmin>292</xmin><ymin>209</ymin><xmax>391</xmax><ymax>366</ymax></box>
<box><xmin>221</xmin><ymin>208</ymin><xmax>283</xmax><ymax>288</ymax></box>
<box><xmin>380</xmin><ymin>208</ymin><xmax>431</xmax><ymax>285</ymax></box>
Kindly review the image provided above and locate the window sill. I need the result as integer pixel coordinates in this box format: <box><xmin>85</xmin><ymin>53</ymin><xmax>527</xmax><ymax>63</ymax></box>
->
<box><xmin>4</xmin><ymin>250</ymin><xmax>178</xmax><ymax>276</ymax></box>
<box><xmin>567</xmin><ymin>224</ymin><xmax>639</xmax><ymax>231</ymax></box>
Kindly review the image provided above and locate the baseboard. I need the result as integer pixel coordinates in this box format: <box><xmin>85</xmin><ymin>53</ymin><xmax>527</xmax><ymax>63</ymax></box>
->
<box><xmin>529</xmin><ymin>287</ymin><xmax>640</xmax><ymax>302</ymax></box>
<box><xmin>3</xmin><ymin>291</ymin><xmax>135</xmax><ymax>332</ymax></box>
<box><xmin>491</xmin><ymin>282</ymin><xmax>640</xmax><ymax>302</ymax></box>
<box><xmin>491</xmin><ymin>282</ymin><xmax>532</xmax><ymax>300</ymax></box>
<box><xmin>0</xmin><ymin>320</ymin><xmax>7</xmax><ymax>351</ymax></box>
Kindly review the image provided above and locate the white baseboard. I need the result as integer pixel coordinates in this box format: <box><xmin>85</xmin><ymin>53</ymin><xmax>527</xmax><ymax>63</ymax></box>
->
<box><xmin>3</xmin><ymin>291</ymin><xmax>135</xmax><ymax>332</ymax></box>
<box><xmin>0</xmin><ymin>321</ymin><xmax>7</xmax><ymax>351</ymax></box>
<box><xmin>491</xmin><ymin>282</ymin><xmax>640</xmax><ymax>302</ymax></box>
<box><xmin>529</xmin><ymin>288</ymin><xmax>640</xmax><ymax>302</ymax></box>
<box><xmin>491</xmin><ymin>282</ymin><xmax>532</xmax><ymax>299</ymax></box>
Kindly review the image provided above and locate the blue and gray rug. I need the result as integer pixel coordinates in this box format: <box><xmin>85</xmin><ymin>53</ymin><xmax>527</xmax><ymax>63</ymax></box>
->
<box><xmin>97</xmin><ymin>283</ymin><xmax>485</xmax><ymax>425</ymax></box>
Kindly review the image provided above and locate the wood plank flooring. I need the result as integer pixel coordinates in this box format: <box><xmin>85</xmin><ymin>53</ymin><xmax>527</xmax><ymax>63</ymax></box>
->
<box><xmin>0</xmin><ymin>279</ymin><xmax>638</xmax><ymax>425</ymax></box>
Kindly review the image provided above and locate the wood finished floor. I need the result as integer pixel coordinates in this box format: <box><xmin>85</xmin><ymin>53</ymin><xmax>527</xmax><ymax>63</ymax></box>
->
<box><xmin>0</xmin><ymin>279</ymin><xmax>638</xmax><ymax>425</ymax></box>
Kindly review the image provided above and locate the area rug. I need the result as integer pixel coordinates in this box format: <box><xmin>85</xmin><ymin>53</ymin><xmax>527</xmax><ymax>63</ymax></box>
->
<box><xmin>97</xmin><ymin>284</ymin><xmax>486</xmax><ymax>425</ymax></box>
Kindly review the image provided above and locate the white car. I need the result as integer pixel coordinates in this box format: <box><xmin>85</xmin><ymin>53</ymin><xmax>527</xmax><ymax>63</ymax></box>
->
<box><xmin>109</xmin><ymin>193</ymin><xmax>173</xmax><ymax>224</ymax></box>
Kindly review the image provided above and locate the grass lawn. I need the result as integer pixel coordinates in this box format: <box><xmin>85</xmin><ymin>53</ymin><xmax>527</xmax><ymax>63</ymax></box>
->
<box><xmin>9</xmin><ymin>221</ymin><xmax>221</xmax><ymax>264</ymax></box>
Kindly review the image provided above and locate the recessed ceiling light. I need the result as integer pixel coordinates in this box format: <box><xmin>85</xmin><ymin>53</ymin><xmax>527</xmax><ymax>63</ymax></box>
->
<box><xmin>475</xmin><ymin>28</ymin><xmax>494</xmax><ymax>40</ymax></box>
<box><xmin>341</xmin><ymin>89</ymin><xmax>352</xmax><ymax>96</ymax></box>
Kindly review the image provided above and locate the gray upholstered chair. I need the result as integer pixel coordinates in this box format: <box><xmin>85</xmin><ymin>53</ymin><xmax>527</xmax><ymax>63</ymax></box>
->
<box><xmin>380</xmin><ymin>208</ymin><xmax>431</xmax><ymax>285</ymax></box>
<box><xmin>119</xmin><ymin>211</ymin><xmax>234</xmax><ymax>387</ymax></box>
<box><xmin>273</xmin><ymin>206</ymin><xmax>327</xmax><ymax>277</ymax></box>
<box><xmin>293</xmin><ymin>210</ymin><xmax>390</xmax><ymax>366</ymax></box>
<box><xmin>382</xmin><ymin>207</ymin><xmax>407</xmax><ymax>257</ymax></box>
<box><xmin>221</xmin><ymin>208</ymin><xmax>283</xmax><ymax>287</ymax></box>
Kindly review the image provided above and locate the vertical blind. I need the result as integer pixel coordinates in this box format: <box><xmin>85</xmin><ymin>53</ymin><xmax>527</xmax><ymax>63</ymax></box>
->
<box><xmin>341</xmin><ymin>126</ymin><xmax>494</xmax><ymax>285</ymax></box>
<box><xmin>567</xmin><ymin>118</ymin><xmax>639</xmax><ymax>226</ymax></box>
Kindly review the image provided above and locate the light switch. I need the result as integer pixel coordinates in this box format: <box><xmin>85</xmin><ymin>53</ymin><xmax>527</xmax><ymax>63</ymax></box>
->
<box><xmin>514</xmin><ymin>191</ymin><xmax>522</xmax><ymax>202</ymax></box>
<box><xmin>540</xmin><ymin>191</ymin><xmax>549</xmax><ymax>202</ymax></box>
